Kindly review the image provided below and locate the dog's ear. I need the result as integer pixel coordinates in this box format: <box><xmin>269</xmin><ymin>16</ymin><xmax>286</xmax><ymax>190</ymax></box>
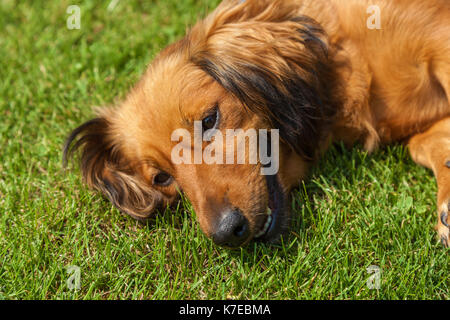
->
<box><xmin>63</xmin><ymin>117</ymin><xmax>167</xmax><ymax>220</ymax></box>
<box><xmin>191</xmin><ymin>0</ymin><xmax>336</xmax><ymax>160</ymax></box>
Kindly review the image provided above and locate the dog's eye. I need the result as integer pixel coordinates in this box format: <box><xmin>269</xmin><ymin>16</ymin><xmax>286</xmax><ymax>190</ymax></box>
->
<box><xmin>153</xmin><ymin>172</ymin><xmax>173</xmax><ymax>186</ymax></box>
<box><xmin>202</xmin><ymin>107</ymin><xmax>219</xmax><ymax>131</ymax></box>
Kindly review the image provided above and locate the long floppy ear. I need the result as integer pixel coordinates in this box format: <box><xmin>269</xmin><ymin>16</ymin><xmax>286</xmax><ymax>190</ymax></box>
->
<box><xmin>63</xmin><ymin>117</ymin><xmax>167</xmax><ymax>220</ymax></box>
<box><xmin>190</xmin><ymin>0</ymin><xmax>336</xmax><ymax>160</ymax></box>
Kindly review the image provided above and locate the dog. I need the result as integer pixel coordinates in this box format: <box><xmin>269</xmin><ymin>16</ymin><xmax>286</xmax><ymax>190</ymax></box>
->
<box><xmin>64</xmin><ymin>0</ymin><xmax>450</xmax><ymax>248</ymax></box>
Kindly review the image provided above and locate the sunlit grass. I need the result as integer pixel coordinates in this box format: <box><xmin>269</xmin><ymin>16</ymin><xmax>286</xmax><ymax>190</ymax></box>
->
<box><xmin>0</xmin><ymin>0</ymin><xmax>448</xmax><ymax>300</ymax></box>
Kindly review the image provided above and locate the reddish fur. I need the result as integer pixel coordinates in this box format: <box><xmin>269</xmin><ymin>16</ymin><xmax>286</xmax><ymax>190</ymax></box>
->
<box><xmin>65</xmin><ymin>0</ymin><xmax>450</xmax><ymax>246</ymax></box>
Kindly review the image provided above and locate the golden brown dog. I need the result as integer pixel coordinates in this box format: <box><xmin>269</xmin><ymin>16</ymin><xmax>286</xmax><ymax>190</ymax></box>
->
<box><xmin>64</xmin><ymin>0</ymin><xmax>450</xmax><ymax>248</ymax></box>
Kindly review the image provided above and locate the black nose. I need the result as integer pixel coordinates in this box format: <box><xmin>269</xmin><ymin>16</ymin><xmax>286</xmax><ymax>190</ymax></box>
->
<box><xmin>212</xmin><ymin>209</ymin><xmax>250</xmax><ymax>248</ymax></box>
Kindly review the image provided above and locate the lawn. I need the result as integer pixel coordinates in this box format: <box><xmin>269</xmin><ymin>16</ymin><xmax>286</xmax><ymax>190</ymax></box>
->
<box><xmin>0</xmin><ymin>0</ymin><xmax>448</xmax><ymax>300</ymax></box>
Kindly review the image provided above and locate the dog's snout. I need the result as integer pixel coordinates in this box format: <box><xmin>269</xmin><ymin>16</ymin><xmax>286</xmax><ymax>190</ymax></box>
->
<box><xmin>212</xmin><ymin>209</ymin><xmax>250</xmax><ymax>248</ymax></box>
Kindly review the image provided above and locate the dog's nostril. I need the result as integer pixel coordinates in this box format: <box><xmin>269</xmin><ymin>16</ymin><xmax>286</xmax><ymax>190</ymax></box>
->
<box><xmin>212</xmin><ymin>208</ymin><xmax>250</xmax><ymax>248</ymax></box>
<box><xmin>233</xmin><ymin>224</ymin><xmax>248</xmax><ymax>238</ymax></box>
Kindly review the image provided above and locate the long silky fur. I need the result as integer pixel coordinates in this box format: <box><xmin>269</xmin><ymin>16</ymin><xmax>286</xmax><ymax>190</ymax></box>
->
<box><xmin>63</xmin><ymin>118</ymin><xmax>165</xmax><ymax>220</ymax></box>
<box><xmin>190</xmin><ymin>0</ymin><xmax>337</xmax><ymax>160</ymax></box>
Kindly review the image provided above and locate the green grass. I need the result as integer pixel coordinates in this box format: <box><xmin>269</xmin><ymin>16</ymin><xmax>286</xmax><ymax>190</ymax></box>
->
<box><xmin>0</xmin><ymin>0</ymin><xmax>448</xmax><ymax>300</ymax></box>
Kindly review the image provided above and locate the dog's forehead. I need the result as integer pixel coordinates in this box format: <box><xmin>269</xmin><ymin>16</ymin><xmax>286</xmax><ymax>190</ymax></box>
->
<box><xmin>132</xmin><ymin>65</ymin><xmax>220</xmax><ymax>128</ymax></box>
<box><xmin>113</xmin><ymin>53</ymin><xmax>225</xmax><ymax>163</ymax></box>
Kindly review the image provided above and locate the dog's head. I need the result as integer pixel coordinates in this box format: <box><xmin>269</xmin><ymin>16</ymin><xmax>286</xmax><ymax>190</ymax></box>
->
<box><xmin>64</xmin><ymin>0</ymin><xmax>335</xmax><ymax>248</ymax></box>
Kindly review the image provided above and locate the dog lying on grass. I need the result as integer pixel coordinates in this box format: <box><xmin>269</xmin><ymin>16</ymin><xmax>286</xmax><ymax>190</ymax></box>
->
<box><xmin>64</xmin><ymin>0</ymin><xmax>450</xmax><ymax>248</ymax></box>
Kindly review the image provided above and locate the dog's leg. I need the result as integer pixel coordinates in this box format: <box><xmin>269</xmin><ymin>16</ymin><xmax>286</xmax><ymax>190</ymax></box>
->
<box><xmin>408</xmin><ymin>117</ymin><xmax>450</xmax><ymax>247</ymax></box>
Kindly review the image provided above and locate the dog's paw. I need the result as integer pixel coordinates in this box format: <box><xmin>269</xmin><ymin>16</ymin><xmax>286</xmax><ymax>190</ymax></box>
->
<box><xmin>437</xmin><ymin>200</ymin><xmax>449</xmax><ymax>248</ymax></box>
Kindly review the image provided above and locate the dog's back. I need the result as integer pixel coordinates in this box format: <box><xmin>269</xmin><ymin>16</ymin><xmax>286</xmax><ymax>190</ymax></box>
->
<box><xmin>65</xmin><ymin>0</ymin><xmax>450</xmax><ymax>247</ymax></box>
<box><xmin>307</xmin><ymin>0</ymin><xmax>450</xmax><ymax>147</ymax></box>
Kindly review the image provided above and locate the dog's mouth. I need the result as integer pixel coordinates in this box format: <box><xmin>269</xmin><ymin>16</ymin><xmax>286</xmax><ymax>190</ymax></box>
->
<box><xmin>254</xmin><ymin>174</ymin><xmax>288</xmax><ymax>242</ymax></box>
